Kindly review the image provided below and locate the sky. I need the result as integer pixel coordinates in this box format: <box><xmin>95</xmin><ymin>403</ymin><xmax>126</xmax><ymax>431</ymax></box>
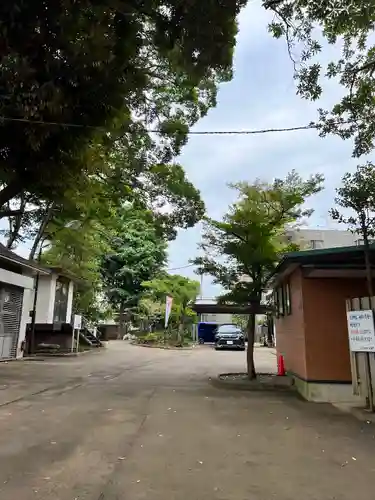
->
<box><xmin>166</xmin><ymin>1</ymin><xmax>372</xmax><ymax>297</ymax></box>
<box><xmin>2</xmin><ymin>2</ymin><xmax>373</xmax><ymax>298</ymax></box>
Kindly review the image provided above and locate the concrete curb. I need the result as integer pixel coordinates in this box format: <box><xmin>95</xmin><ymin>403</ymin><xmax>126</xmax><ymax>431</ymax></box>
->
<box><xmin>22</xmin><ymin>349</ymin><xmax>102</xmax><ymax>360</ymax></box>
<box><xmin>210</xmin><ymin>373</ymin><xmax>295</xmax><ymax>393</ymax></box>
<box><xmin>130</xmin><ymin>342</ymin><xmax>195</xmax><ymax>351</ymax></box>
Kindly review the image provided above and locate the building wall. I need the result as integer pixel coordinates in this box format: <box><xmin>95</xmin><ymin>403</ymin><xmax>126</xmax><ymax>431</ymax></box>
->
<box><xmin>200</xmin><ymin>313</ymin><xmax>233</xmax><ymax>324</ymax></box>
<box><xmin>66</xmin><ymin>281</ymin><xmax>74</xmax><ymax>323</ymax></box>
<box><xmin>35</xmin><ymin>274</ymin><xmax>57</xmax><ymax>323</ymax></box>
<box><xmin>302</xmin><ymin>277</ymin><xmax>370</xmax><ymax>382</ymax></box>
<box><xmin>275</xmin><ymin>268</ymin><xmax>308</xmax><ymax>379</ymax></box>
<box><xmin>17</xmin><ymin>288</ymin><xmax>33</xmax><ymax>357</ymax></box>
<box><xmin>287</xmin><ymin>228</ymin><xmax>358</xmax><ymax>250</ymax></box>
<box><xmin>0</xmin><ymin>267</ymin><xmax>35</xmax><ymax>359</ymax></box>
<box><xmin>34</xmin><ymin>274</ymin><xmax>74</xmax><ymax>324</ymax></box>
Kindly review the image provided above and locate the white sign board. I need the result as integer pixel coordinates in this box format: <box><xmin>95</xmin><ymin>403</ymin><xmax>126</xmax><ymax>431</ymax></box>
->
<box><xmin>346</xmin><ymin>310</ymin><xmax>375</xmax><ymax>352</ymax></box>
<box><xmin>73</xmin><ymin>314</ymin><xmax>82</xmax><ymax>330</ymax></box>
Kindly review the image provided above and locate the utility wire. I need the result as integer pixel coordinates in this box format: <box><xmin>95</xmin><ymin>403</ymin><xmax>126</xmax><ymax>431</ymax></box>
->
<box><xmin>0</xmin><ymin>115</ymin><xmax>318</xmax><ymax>135</ymax></box>
<box><xmin>167</xmin><ymin>263</ymin><xmax>195</xmax><ymax>271</ymax></box>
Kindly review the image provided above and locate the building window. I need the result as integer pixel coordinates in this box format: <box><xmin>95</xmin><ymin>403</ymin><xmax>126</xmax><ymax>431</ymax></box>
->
<box><xmin>284</xmin><ymin>282</ymin><xmax>292</xmax><ymax>315</ymax></box>
<box><xmin>310</xmin><ymin>239</ymin><xmax>324</xmax><ymax>249</ymax></box>
<box><xmin>355</xmin><ymin>239</ymin><xmax>375</xmax><ymax>246</ymax></box>
<box><xmin>274</xmin><ymin>281</ymin><xmax>292</xmax><ymax>317</ymax></box>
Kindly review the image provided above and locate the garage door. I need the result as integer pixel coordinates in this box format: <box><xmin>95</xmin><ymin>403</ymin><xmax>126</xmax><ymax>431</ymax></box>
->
<box><xmin>0</xmin><ymin>285</ymin><xmax>23</xmax><ymax>359</ymax></box>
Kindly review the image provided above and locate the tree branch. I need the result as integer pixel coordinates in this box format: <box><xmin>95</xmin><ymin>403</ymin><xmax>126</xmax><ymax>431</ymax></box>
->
<box><xmin>0</xmin><ymin>209</ymin><xmax>25</xmax><ymax>218</ymax></box>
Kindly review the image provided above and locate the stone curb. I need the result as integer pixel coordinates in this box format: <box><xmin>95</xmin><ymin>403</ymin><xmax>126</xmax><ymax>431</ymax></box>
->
<box><xmin>22</xmin><ymin>349</ymin><xmax>102</xmax><ymax>360</ymax></box>
<box><xmin>130</xmin><ymin>341</ymin><xmax>195</xmax><ymax>351</ymax></box>
<box><xmin>210</xmin><ymin>373</ymin><xmax>295</xmax><ymax>393</ymax></box>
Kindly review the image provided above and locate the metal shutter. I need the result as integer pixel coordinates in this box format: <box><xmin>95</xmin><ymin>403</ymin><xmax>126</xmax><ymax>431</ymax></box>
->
<box><xmin>0</xmin><ymin>284</ymin><xmax>23</xmax><ymax>359</ymax></box>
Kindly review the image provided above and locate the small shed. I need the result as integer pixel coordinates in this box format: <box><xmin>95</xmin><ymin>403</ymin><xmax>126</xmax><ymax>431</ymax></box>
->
<box><xmin>34</xmin><ymin>266</ymin><xmax>75</xmax><ymax>324</ymax></box>
<box><xmin>270</xmin><ymin>245</ymin><xmax>375</xmax><ymax>404</ymax></box>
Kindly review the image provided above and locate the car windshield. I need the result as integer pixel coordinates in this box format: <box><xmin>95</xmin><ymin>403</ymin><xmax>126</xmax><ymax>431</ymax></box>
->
<box><xmin>216</xmin><ymin>325</ymin><xmax>241</xmax><ymax>334</ymax></box>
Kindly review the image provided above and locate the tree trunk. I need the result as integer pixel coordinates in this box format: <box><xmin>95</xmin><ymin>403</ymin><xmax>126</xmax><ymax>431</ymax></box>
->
<box><xmin>363</xmin><ymin>223</ymin><xmax>373</xmax><ymax>297</ymax></box>
<box><xmin>267</xmin><ymin>314</ymin><xmax>274</xmax><ymax>347</ymax></box>
<box><xmin>118</xmin><ymin>302</ymin><xmax>126</xmax><ymax>339</ymax></box>
<box><xmin>246</xmin><ymin>313</ymin><xmax>257</xmax><ymax>380</ymax></box>
<box><xmin>0</xmin><ymin>180</ymin><xmax>24</xmax><ymax>212</ymax></box>
<box><xmin>29</xmin><ymin>204</ymin><xmax>54</xmax><ymax>260</ymax></box>
<box><xmin>4</xmin><ymin>195</ymin><xmax>26</xmax><ymax>248</ymax></box>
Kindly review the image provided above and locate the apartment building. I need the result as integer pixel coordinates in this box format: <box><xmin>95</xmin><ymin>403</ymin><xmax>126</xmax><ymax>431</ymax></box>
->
<box><xmin>286</xmin><ymin>228</ymin><xmax>359</xmax><ymax>250</ymax></box>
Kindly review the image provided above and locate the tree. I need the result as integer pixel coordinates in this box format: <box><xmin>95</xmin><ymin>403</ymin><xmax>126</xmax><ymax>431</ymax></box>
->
<box><xmin>143</xmin><ymin>274</ymin><xmax>200</xmax><ymax>340</ymax></box>
<box><xmin>0</xmin><ymin>0</ymin><xmax>246</xmax><ymax>209</ymax></box>
<box><xmin>41</xmin><ymin>218</ymin><xmax>112</xmax><ymax>320</ymax></box>
<box><xmin>192</xmin><ymin>171</ymin><xmax>324</xmax><ymax>379</ymax></box>
<box><xmin>136</xmin><ymin>297</ymin><xmax>164</xmax><ymax>332</ymax></box>
<box><xmin>330</xmin><ymin>162</ymin><xmax>375</xmax><ymax>296</ymax></box>
<box><xmin>265</xmin><ymin>0</ymin><xmax>375</xmax><ymax>156</ymax></box>
<box><xmin>100</xmin><ymin>210</ymin><xmax>167</xmax><ymax>337</ymax></box>
<box><xmin>232</xmin><ymin>314</ymin><xmax>249</xmax><ymax>331</ymax></box>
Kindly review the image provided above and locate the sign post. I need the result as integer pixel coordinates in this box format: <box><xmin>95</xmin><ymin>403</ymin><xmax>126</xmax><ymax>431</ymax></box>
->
<box><xmin>346</xmin><ymin>309</ymin><xmax>375</xmax><ymax>411</ymax></box>
<box><xmin>346</xmin><ymin>309</ymin><xmax>375</xmax><ymax>352</ymax></box>
<box><xmin>73</xmin><ymin>315</ymin><xmax>82</xmax><ymax>354</ymax></box>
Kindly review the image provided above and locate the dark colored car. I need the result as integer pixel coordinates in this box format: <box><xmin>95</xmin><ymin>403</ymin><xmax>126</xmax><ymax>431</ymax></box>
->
<box><xmin>214</xmin><ymin>324</ymin><xmax>245</xmax><ymax>351</ymax></box>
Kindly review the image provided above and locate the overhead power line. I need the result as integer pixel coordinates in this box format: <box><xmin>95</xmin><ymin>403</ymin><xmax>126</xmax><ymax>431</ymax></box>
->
<box><xmin>167</xmin><ymin>263</ymin><xmax>195</xmax><ymax>271</ymax></box>
<box><xmin>0</xmin><ymin>115</ymin><xmax>318</xmax><ymax>136</ymax></box>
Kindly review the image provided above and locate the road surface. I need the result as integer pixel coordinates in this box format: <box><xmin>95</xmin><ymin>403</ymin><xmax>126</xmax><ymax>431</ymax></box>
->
<box><xmin>0</xmin><ymin>342</ymin><xmax>373</xmax><ymax>500</ymax></box>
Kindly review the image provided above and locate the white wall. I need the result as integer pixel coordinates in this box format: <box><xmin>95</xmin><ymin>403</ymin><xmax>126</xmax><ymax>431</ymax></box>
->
<box><xmin>287</xmin><ymin>229</ymin><xmax>358</xmax><ymax>249</ymax></box>
<box><xmin>0</xmin><ymin>268</ymin><xmax>35</xmax><ymax>359</ymax></box>
<box><xmin>66</xmin><ymin>280</ymin><xmax>74</xmax><ymax>323</ymax></box>
<box><xmin>200</xmin><ymin>313</ymin><xmax>233</xmax><ymax>324</ymax></box>
<box><xmin>35</xmin><ymin>274</ymin><xmax>57</xmax><ymax>323</ymax></box>
<box><xmin>34</xmin><ymin>274</ymin><xmax>74</xmax><ymax>324</ymax></box>
<box><xmin>17</xmin><ymin>288</ymin><xmax>33</xmax><ymax>358</ymax></box>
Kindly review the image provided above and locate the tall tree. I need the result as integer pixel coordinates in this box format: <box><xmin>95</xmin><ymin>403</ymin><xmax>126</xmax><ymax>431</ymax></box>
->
<box><xmin>330</xmin><ymin>162</ymin><xmax>375</xmax><ymax>296</ymax></box>
<box><xmin>0</xmin><ymin>0</ymin><xmax>246</xmax><ymax>210</ymax></box>
<box><xmin>143</xmin><ymin>274</ymin><xmax>200</xmax><ymax>340</ymax></box>
<box><xmin>193</xmin><ymin>171</ymin><xmax>324</xmax><ymax>378</ymax></box>
<box><xmin>100</xmin><ymin>210</ymin><xmax>167</xmax><ymax>337</ymax></box>
<box><xmin>265</xmin><ymin>0</ymin><xmax>375</xmax><ymax>156</ymax></box>
<box><xmin>41</xmin><ymin>218</ymin><xmax>112</xmax><ymax>320</ymax></box>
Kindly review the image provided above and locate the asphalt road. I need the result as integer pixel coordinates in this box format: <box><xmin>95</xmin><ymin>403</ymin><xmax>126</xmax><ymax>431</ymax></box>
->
<box><xmin>0</xmin><ymin>342</ymin><xmax>374</xmax><ymax>500</ymax></box>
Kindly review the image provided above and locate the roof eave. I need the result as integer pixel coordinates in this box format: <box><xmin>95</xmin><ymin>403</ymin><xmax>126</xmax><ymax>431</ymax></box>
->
<box><xmin>0</xmin><ymin>254</ymin><xmax>50</xmax><ymax>275</ymax></box>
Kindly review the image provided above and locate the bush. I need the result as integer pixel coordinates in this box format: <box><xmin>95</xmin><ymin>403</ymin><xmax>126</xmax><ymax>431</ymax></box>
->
<box><xmin>137</xmin><ymin>332</ymin><xmax>164</xmax><ymax>345</ymax></box>
<box><xmin>136</xmin><ymin>330</ymin><xmax>194</xmax><ymax>347</ymax></box>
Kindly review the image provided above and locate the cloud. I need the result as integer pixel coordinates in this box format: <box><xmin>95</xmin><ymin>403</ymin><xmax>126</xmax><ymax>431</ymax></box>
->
<box><xmin>167</xmin><ymin>1</ymin><xmax>373</xmax><ymax>297</ymax></box>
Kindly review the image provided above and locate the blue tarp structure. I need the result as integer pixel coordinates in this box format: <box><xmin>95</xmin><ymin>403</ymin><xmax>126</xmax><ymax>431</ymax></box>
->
<box><xmin>197</xmin><ymin>322</ymin><xmax>217</xmax><ymax>343</ymax></box>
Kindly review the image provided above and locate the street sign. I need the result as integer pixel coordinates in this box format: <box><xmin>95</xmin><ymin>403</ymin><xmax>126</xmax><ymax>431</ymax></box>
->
<box><xmin>346</xmin><ymin>309</ymin><xmax>375</xmax><ymax>352</ymax></box>
<box><xmin>73</xmin><ymin>314</ymin><xmax>82</xmax><ymax>330</ymax></box>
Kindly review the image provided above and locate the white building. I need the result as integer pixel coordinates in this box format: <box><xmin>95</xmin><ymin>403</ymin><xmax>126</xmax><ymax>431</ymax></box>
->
<box><xmin>286</xmin><ymin>228</ymin><xmax>359</xmax><ymax>250</ymax></box>
<box><xmin>194</xmin><ymin>298</ymin><xmax>233</xmax><ymax>324</ymax></box>
<box><xmin>0</xmin><ymin>245</ymin><xmax>76</xmax><ymax>360</ymax></box>
<box><xmin>0</xmin><ymin>244</ymin><xmax>49</xmax><ymax>359</ymax></box>
<box><xmin>34</xmin><ymin>268</ymin><xmax>75</xmax><ymax>324</ymax></box>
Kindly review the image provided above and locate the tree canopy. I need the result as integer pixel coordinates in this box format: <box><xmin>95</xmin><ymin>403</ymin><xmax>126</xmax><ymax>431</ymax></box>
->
<box><xmin>330</xmin><ymin>162</ymin><xmax>375</xmax><ymax>295</ymax></box>
<box><xmin>193</xmin><ymin>170</ymin><xmax>324</xmax><ymax>378</ymax></box>
<box><xmin>143</xmin><ymin>273</ymin><xmax>200</xmax><ymax>334</ymax></box>
<box><xmin>100</xmin><ymin>209</ymin><xmax>167</xmax><ymax>335</ymax></box>
<box><xmin>265</xmin><ymin>0</ymin><xmax>375</xmax><ymax>156</ymax></box>
<box><xmin>0</xmin><ymin>0</ymin><xmax>246</xmax><ymax>209</ymax></box>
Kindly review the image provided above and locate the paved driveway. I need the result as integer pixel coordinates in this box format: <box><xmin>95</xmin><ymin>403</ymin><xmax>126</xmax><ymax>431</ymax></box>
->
<box><xmin>0</xmin><ymin>342</ymin><xmax>374</xmax><ymax>500</ymax></box>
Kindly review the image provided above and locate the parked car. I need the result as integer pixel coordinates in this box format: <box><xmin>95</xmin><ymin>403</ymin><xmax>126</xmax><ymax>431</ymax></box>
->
<box><xmin>214</xmin><ymin>324</ymin><xmax>245</xmax><ymax>351</ymax></box>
